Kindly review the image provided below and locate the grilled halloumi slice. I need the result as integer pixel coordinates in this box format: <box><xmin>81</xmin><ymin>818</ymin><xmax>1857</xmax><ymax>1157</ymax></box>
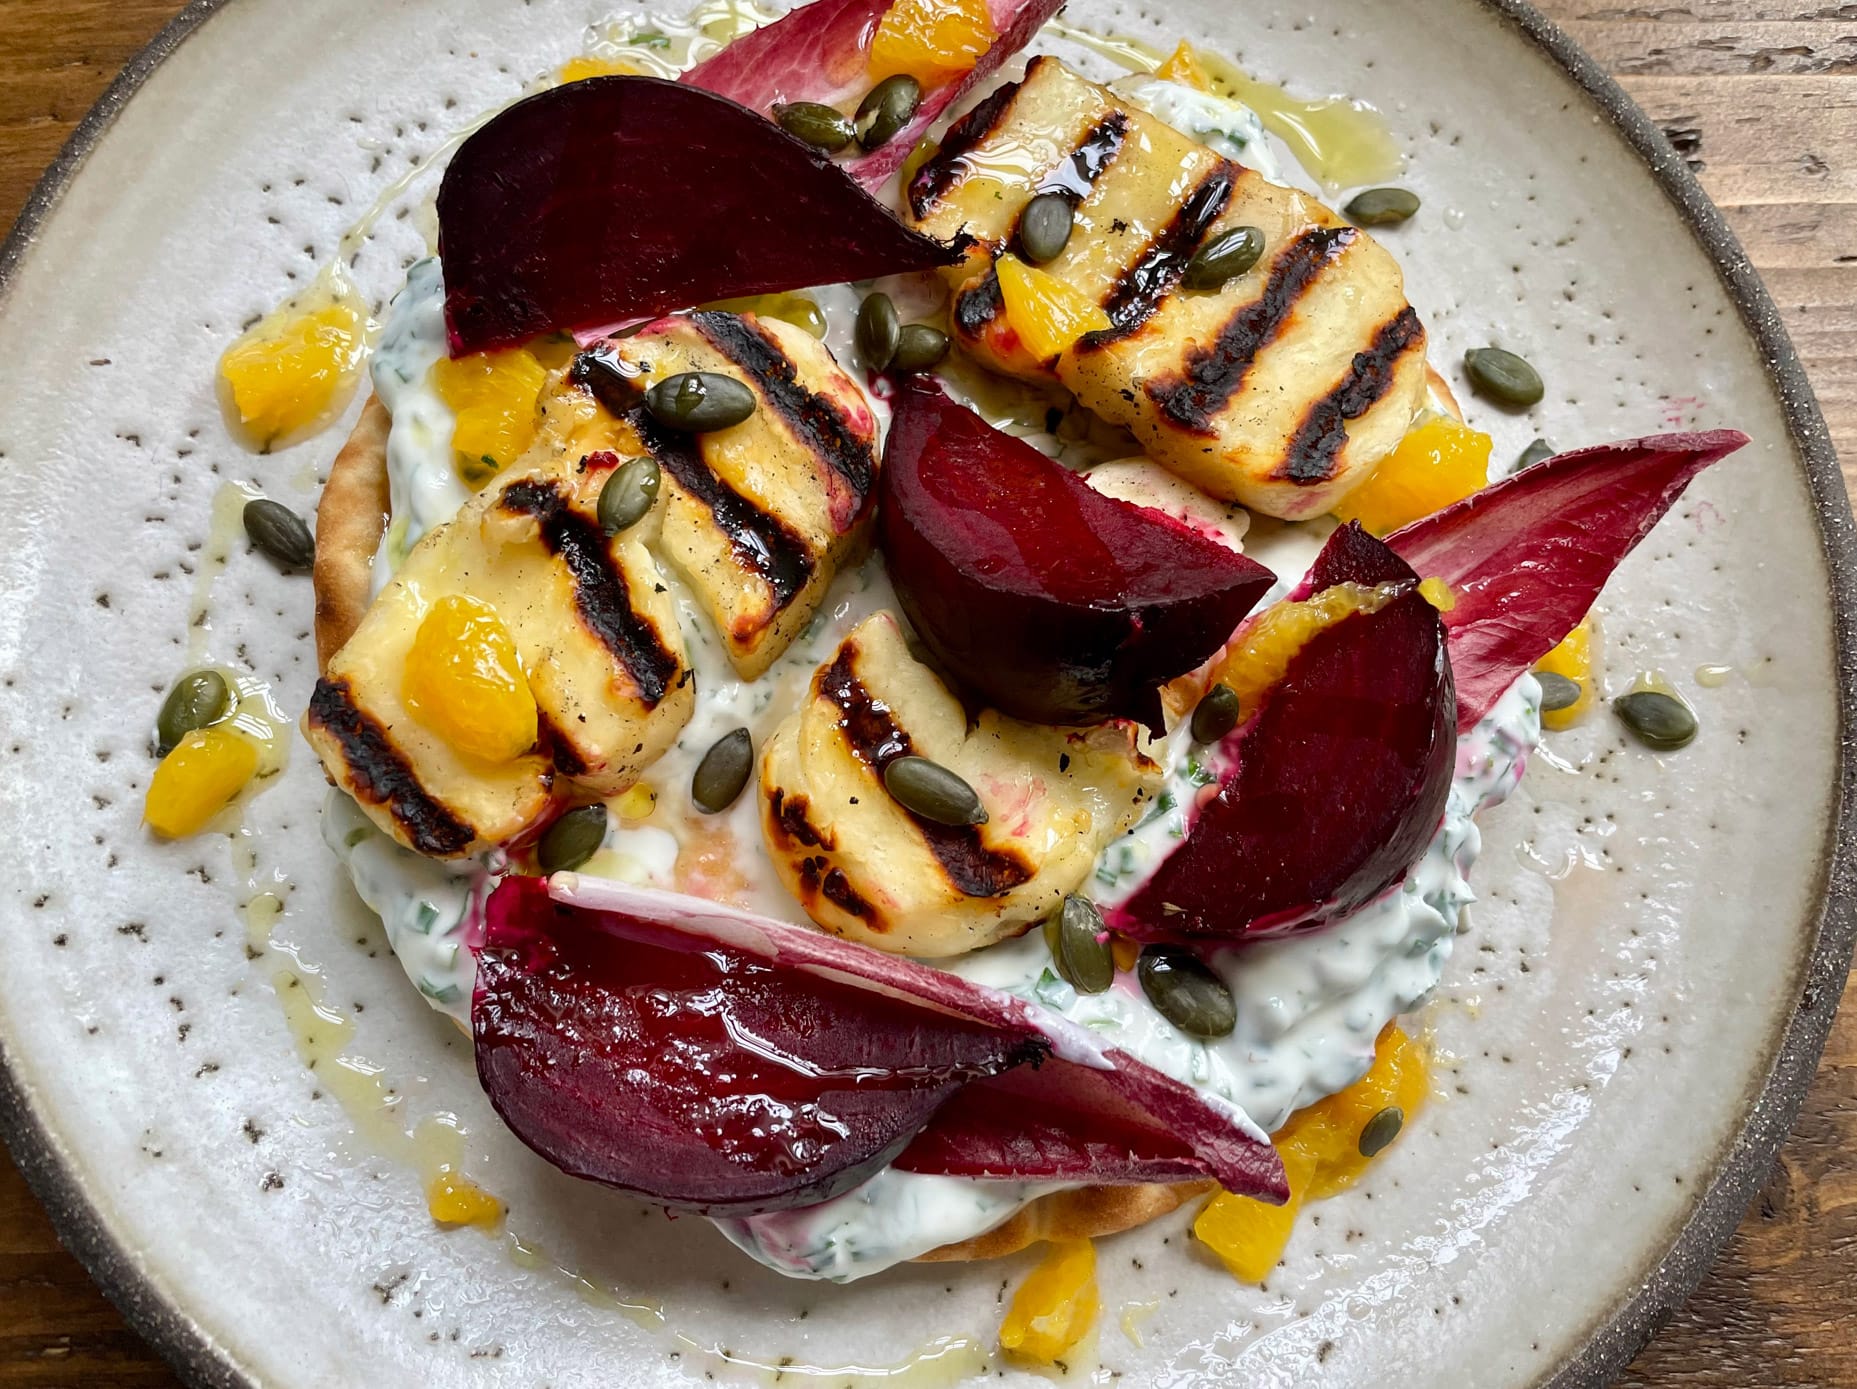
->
<box><xmin>562</xmin><ymin>311</ymin><xmax>882</xmax><ymax>680</ymax></box>
<box><xmin>906</xmin><ymin>57</ymin><xmax>1427</xmax><ymax>521</ymax></box>
<box><xmin>760</xmin><ymin>613</ymin><xmax>1161</xmax><ymax>957</ymax></box>
<box><xmin>306</xmin><ymin>451</ymin><xmax>693</xmax><ymax>858</ymax></box>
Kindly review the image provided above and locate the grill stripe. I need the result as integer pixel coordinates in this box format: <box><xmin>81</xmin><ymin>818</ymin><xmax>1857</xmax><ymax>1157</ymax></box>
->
<box><xmin>1146</xmin><ymin>226</ymin><xmax>1358</xmax><ymax>433</ymax></box>
<box><xmin>1034</xmin><ymin>109</ymin><xmax>1130</xmax><ymax>203</ymax></box>
<box><xmin>307</xmin><ymin>677</ymin><xmax>478</xmax><ymax>857</ymax></box>
<box><xmin>497</xmin><ymin>477</ymin><xmax>681</xmax><ymax>706</ymax></box>
<box><xmin>952</xmin><ymin>266</ymin><xmax>1005</xmax><ymax>342</ymax></box>
<box><xmin>633</xmin><ymin>408</ymin><xmax>815</xmax><ymax>612</ymax></box>
<box><xmin>907</xmin><ymin>79</ymin><xmax>1022</xmax><ymax>220</ymax></box>
<box><xmin>818</xmin><ymin>646</ymin><xmax>1034</xmax><ymax>899</ymax></box>
<box><xmin>1278</xmin><ymin>306</ymin><xmax>1427</xmax><ymax>484</ymax></box>
<box><xmin>1085</xmin><ymin>163</ymin><xmax>1239</xmax><ymax>343</ymax></box>
<box><xmin>689</xmin><ymin>310</ymin><xmax>877</xmax><ymax>507</ymax></box>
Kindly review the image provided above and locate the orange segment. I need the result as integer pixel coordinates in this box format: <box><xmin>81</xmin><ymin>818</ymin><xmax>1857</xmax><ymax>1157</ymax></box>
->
<box><xmin>1211</xmin><ymin>581</ymin><xmax>1399</xmax><ymax>719</ymax></box>
<box><xmin>401</xmin><ymin>596</ymin><xmax>539</xmax><ymax>763</ymax></box>
<box><xmin>1155</xmin><ymin>41</ymin><xmax>1213</xmax><ymax>91</ymax></box>
<box><xmin>145</xmin><ymin>727</ymin><xmax>260</xmax><ymax>838</ymax></box>
<box><xmin>218</xmin><ymin>300</ymin><xmax>364</xmax><ymax>448</ymax></box>
<box><xmin>999</xmin><ymin>1239</ymin><xmax>1098</xmax><ymax>1363</ymax></box>
<box><xmin>427</xmin><ymin>1169</ymin><xmax>505</xmax><ymax>1228</ymax></box>
<box><xmin>994</xmin><ymin>254</ymin><xmax>1112</xmax><ymax>362</ymax></box>
<box><xmin>868</xmin><ymin>0</ymin><xmax>996</xmax><ymax>86</ymax></box>
<box><xmin>558</xmin><ymin>54</ymin><xmax>642</xmax><ymax>83</ymax></box>
<box><xmin>1333</xmin><ymin>416</ymin><xmax>1492</xmax><ymax>536</ymax></box>
<box><xmin>1535</xmin><ymin>618</ymin><xmax>1597</xmax><ymax>730</ymax></box>
<box><xmin>1193</xmin><ymin>1143</ymin><xmax>1315</xmax><ymax>1283</ymax></box>
<box><xmin>431</xmin><ymin>347</ymin><xmax>548</xmax><ymax>488</ymax></box>
<box><xmin>1275</xmin><ymin>1023</ymin><xmax>1429</xmax><ymax>1200</ymax></box>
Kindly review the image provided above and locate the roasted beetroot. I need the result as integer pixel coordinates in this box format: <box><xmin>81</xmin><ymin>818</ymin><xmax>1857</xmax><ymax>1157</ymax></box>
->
<box><xmin>1109</xmin><ymin>524</ymin><xmax>1454</xmax><ymax>942</ymax></box>
<box><xmin>437</xmin><ymin>76</ymin><xmax>961</xmax><ymax>354</ymax></box>
<box><xmin>474</xmin><ymin>874</ymin><xmax>1286</xmax><ymax>1215</ymax></box>
<box><xmin>1387</xmin><ymin>430</ymin><xmax>1748</xmax><ymax>730</ymax></box>
<box><xmin>879</xmin><ymin>380</ymin><xmax>1274</xmax><ymax>729</ymax></box>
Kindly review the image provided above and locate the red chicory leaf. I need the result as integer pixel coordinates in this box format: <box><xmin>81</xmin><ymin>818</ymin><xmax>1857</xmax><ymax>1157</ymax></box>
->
<box><xmin>1386</xmin><ymin>430</ymin><xmax>1748</xmax><ymax>731</ymax></box>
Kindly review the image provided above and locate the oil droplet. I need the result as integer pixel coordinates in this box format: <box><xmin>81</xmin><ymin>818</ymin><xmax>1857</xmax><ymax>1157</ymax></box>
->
<box><xmin>217</xmin><ymin>261</ymin><xmax>375</xmax><ymax>452</ymax></box>
<box><xmin>1119</xmin><ymin>1298</ymin><xmax>1161</xmax><ymax>1348</ymax></box>
<box><xmin>568</xmin><ymin>0</ymin><xmax>777</xmax><ymax>82</ymax></box>
<box><xmin>1695</xmin><ymin>662</ymin><xmax>1734</xmax><ymax>688</ymax></box>
<box><xmin>244</xmin><ymin>891</ymin><xmax>284</xmax><ymax>953</ymax></box>
<box><xmin>186</xmin><ymin>484</ymin><xmax>256</xmax><ymax>658</ymax></box>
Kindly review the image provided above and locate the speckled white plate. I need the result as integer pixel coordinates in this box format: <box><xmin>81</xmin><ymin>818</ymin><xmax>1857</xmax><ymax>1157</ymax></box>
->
<box><xmin>0</xmin><ymin>1</ymin><xmax>1850</xmax><ymax>1385</ymax></box>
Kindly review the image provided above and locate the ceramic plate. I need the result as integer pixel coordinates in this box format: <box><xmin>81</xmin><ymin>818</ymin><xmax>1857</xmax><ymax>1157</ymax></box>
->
<box><xmin>0</xmin><ymin>1</ymin><xmax>1850</xmax><ymax>1385</ymax></box>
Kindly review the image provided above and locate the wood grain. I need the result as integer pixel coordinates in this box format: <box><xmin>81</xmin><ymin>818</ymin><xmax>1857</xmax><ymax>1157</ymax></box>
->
<box><xmin>0</xmin><ymin>2</ymin><xmax>1851</xmax><ymax>1385</ymax></box>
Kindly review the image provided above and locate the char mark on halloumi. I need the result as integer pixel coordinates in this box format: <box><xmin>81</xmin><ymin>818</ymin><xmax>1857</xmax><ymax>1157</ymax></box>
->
<box><xmin>1281</xmin><ymin>303</ymin><xmax>1428</xmax><ymax>483</ymax></box>
<box><xmin>1090</xmin><ymin>161</ymin><xmax>1236</xmax><ymax>340</ymax></box>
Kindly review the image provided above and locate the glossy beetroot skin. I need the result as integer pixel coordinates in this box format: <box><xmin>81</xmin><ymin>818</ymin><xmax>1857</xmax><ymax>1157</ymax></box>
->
<box><xmin>437</xmin><ymin>77</ymin><xmax>962</xmax><ymax>355</ymax></box>
<box><xmin>1387</xmin><ymin>430</ymin><xmax>1748</xmax><ymax>731</ymax></box>
<box><xmin>1109</xmin><ymin>524</ymin><xmax>1455</xmax><ymax>943</ymax></box>
<box><xmin>474</xmin><ymin>875</ymin><xmax>1287</xmax><ymax>1216</ymax></box>
<box><xmin>879</xmin><ymin>380</ymin><xmax>1275</xmax><ymax>730</ymax></box>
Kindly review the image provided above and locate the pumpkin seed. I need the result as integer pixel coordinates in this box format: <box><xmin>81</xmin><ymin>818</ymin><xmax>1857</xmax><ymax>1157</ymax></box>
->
<box><xmin>1137</xmin><ymin>945</ymin><xmax>1237</xmax><ymax>1039</ymax></box>
<box><xmin>691</xmin><ymin>727</ymin><xmax>754</xmax><ymax>813</ymax></box>
<box><xmin>1043</xmin><ymin>895</ymin><xmax>1114</xmax><ymax>994</ymax></box>
<box><xmin>1463</xmin><ymin>347</ymin><xmax>1545</xmax><ymax>409</ymax></box>
<box><xmin>597</xmin><ymin>456</ymin><xmax>661</xmax><ymax>536</ymax></box>
<box><xmin>1518</xmin><ymin>437</ymin><xmax>1556</xmax><ymax>470</ymax></box>
<box><xmin>156</xmin><ymin>669</ymin><xmax>233</xmax><ymax>756</ymax></box>
<box><xmin>643</xmin><ymin>371</ymin><xmax>757</xmax><ymax>432</ymax></box>
<box><xmin>1536</xmin><ymin>671</ymin><xmax>1582</xmax><ymax>713</ymax></box>
<box><xmin>243</xmin><ymin>498</ymin><xmax>315</xmax><ymax>570</ymax></box>
<box><xmin>856</xmin><ymin>292</ymin><xmax>900</xmax><ymax>372</ymax></box>
<box><xmin>1018</xmin><ymin>193</ymin><xmax>1075</xmax><ymax>265</ymax></box>
<box><xmin>1613</xmin><ymin>690</ymin><xmax>1697</xmax><ymax>750</ymax></box>
<box><xmin>1190</xmin><ymin>683</ymin><xmax>1241</xmax><ymax>744</ymax></box>
<box><xmin>537</xmin><ymin>803</ymin><xmax>607</xmax><ymax>874</ymax></box>
<box><xmin>889</xmin><ymin>323</ymin><xmax>949</xmax><ymax>373</ymax></box>
<box><xmin>774</xmin><ymin>101</ymin><xmax>855</xmax><ymax>152</ymax></box>
<box><xmin>1357</xmin><ymin>1105</ymin><xmax>1404</xmax><ymax>1158</ymax></box>
<box><xmin>883</xmin><ymin>755</ymin><xmax>987</xmax><ymax>826</ymax></box>
<box><xmin>1182</xmin><ymin>225</ymin><xmax>1265</xmax><ymax>291</ymax></box>
<box><xmin>855</xmin><ymin>74</ymin><xmax>921</xmax><ymax>152</ymax></box>
<box><xmin>1344</xmin><ymin>187</ymin><xmax>1421</xmax><ymax>227</ymax></box>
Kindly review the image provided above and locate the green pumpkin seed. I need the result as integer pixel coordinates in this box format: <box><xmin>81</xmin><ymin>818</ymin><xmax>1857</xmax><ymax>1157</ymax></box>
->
<box><xmin>1344</xmin><ymin>187</ymin><xmax>1421</xmax><ymax>227</ymax></box>
<box><xmin>692</xmin><ymin>727</ymin><xmax>754</xmax><ymax>813</ymax></box>
<box><xmin>855</xmin><ymin>74</ymin><xmax>921</xmax><ymax>152</ymax></box>
<box><xmin>1043</xmin><ymin>895</ymin><xmax>1114</xmax><ymax>994</ymax></box>
<box><xmin>243</xmin><ymin>498</ymin><xmax>315</xmax><ymax>570</ymax></box>
<box><xmin>1357</xmin><ymin>1105</ymin><xmax>1404</xmax><ymax>1158</ymax></box>
<box><xmin>856</xmin><ymin>292</ymin><xmax>901</xmax><ymax>372</ymax></box>
<box><xmin>597</xmin><ymin>456</ymin><xmax>661</xmax><ymax>536</ymax></box>
<box><xmin>1536</xmin><ymin>671</ymin><xmax>1582</xmax><ymax>713</ymax></box>
<box><xmin>1182</xmin><ymin>225</ymin><xmax>1265</xmax><ymax>291</ymax></box>
<box><xmin>883</xmin><ymin>755</ymin><xmax>987</xmax><ymax>826</ymax></box>
<box><xmin>1463</xmin><ymin>348</ymin><xmax>1545</xmax><ymax>409</ymax></box>
<box><xmin>774</xmin><ymin>101</ymin><xmax>855</xmax><ymax>152</ymax></box>
<box><xmin>156</xmin><ymin>670</ymin><xmax>233</xmax><ymax>756</ymax></box>
<box><xmin>643</xmin><ymin>371</ymin><xmax>757</xmax><ymax>433</ymax></box>
<box><xmin>889</xmin><ymin>323</ymin><xmax>949</xmax><ymax>373</ymax></box>
<box><xmin>1018</xmin><ymin>193</ymin><xmax>1075</xmax><ymax>265</ymax></box>
<box><xmin>1518</xmin><ymin>437</ymin><xmax>1556</xmax><ymax>471</ymax></box>
<box><xmin>1190</xmin><ymin>683</ymin><xmax>1241</xmax><ymax>744</ymax></box>
<box><xmin>1614</xmin><ymin>690</ymin><xmax>1698</xmax><ymax>750</ymax></box>
<box><xmin>1137</xmin><ymin>945</ymin><xmax>1237</xmax><ymax>1040</ymax></box>
<box><xmin>538</xmin><ymin>803</ymin><xmax>608</xmax><ymax>874</ymax></box>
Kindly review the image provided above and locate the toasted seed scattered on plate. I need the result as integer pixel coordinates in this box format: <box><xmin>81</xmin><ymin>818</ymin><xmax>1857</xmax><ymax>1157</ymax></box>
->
<box><xmin>889</xmin><ymin>323</ymin><xmax>949</xmax><ymax>373</ymax></box>
<box><xmin>855</xmin><ymin>74</ymin><xmax>921</xmax><ymax>152</ymax></box>
<box><xmin>1044</xmin><ymin>895</ymin><xmax>1114</xmax><ymax>994</ymax></box>
<box><xmin>1535</xmin><ymin>671</ymin><xmax>1582</xmax><ymax>713</ymax></box>
<box><xmin>537</xmin><ymin>803</ymin><xmax>608</xmax><ymax>874</ymax></box>
<box><xmin>1463</xmin><ymin>347</ymin><xmax>1545</xmax><ymax>408</ymax></box>
<box><xmin>1137</xmin><ymin>945</ymin><xmax>1237</xmax><ymax>1039</ymax></box>
<box><xmin>856</xmin><ymin>292</ymin><xmax>900</xmax><ymax>371</ymax></box>
<box><xmin>243</xmin><ymin>498</ymin><xmax>315</xmax><ymax>570</ymax></box>
<box><xmin>774</xmin><ymin>100</ymin><xmax>855</xmax><ymax>152</ymax></box>
<box><xmin>692</xmin><ymin>727</ymin><xmax>754</xmax><ymax>812</ymax></box>
<box><xmin>644</xmin><ymin>371</ymin><xmax>757</xmax><ymax>432</ymax></box>
<box><xmin>1182</xmin><ymin>225</ymin><xmax>1265</xmax><ymax>290</ymax></box>
<box><xmin>156</xmin><ymin>670</ymin><xmax>233</xmax><ymax>756</ymax></box>
<box><xmin>1019</xmin><ymin>192</ymin><xmax>1076</xmax><ymax>265</ymax></box>
<box><xmin>1358</xmin><ymin>1105</ymin><xmax>1405</xmax><ymax>1158</ymax></box>
<box><xmin>1344</xmin><ymin>187</ymin><xmax>1421</xmax><ymax>226</ymax></box>
<box><xmin>1190</xmin><ymin>683</ymin><xmax>1242</xmax><ymax>744</ymax></box>
<box><xmin>1614</xmin><ymin>690</ymin><xmax>1697</xmax><ymax>750</ymax></box>
<box><xmin>597</xmin><ymin>456</ymin><xmax>661</xmax><ymax>536</ymax></box>
<box><xmin>1518</xmin><ymin>437</ymin><xmax>1556</xmax><ymax>470</ymax></box>
<box><xmin>883</xmin><ymin>754</ymin><xmax>987</xmax><ymax>826</ymax></box>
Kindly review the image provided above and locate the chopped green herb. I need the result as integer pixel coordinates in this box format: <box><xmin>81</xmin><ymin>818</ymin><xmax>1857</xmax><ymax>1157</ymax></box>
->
<box><xmin>629</xmin><ymin>29</ymin><xmax>671</xmax><ymax>48</ymax></box>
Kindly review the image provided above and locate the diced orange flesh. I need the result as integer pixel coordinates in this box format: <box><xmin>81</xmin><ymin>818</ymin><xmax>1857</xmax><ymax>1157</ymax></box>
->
<box><xmin>1155</xmin><ymin>41</ymin><xmax>1213</xmax><ymax>91</ymax></box>
<box><xmin>218</xmin><ymin>301</ymin><xmax>364</xmax><ymax>447</ymax></box>
<box><xmin>1275</xmin><ymin>1023</ymin><xmax>1430</xmax><ymax>1200</ymax></box>
<box><xmin>1211</xmin><ymin>582</ymin><xmax>1397</xmax><ymax>720</ymax></box>
<box><xmin>868</xmin><ymin>0</ymin><xmax>996</xmax><ymax>86</ymax></box>
<box><xmin>999</xmin><ymin>1239</ymin><xmax>1098</xmax><ymax>1364</ymax></box>
<box><xmin>1193</xmin><ymin>1143</ymin><xmax>1315</xmax><ymax>1283</ymax></box>
<box><xmin>994</xmin><ymin>254</ymin><xmax>1112</xmax><ymax>362</ymax></box>
<box><xmin>1418</xmin><ymin>577</ymin><xmax>1456</xmax><ymax>613</ymax></box>
<box><xmin>1109</xmin><ymin>934</ymin><xmax>1140</xmax><ymax>973</ymax></box>
<box><xmin>558</xmin><ymin>54</ymin><xmax>643</xmax><ymax>83</ymax></box>
<box><xmin>431</xmin><ymin>348</ymin><xmax>548</xmax><ymax>488</ymax></box>
<box><xmin>1333</xmin><ymin>416</ymin><xmax>1492</xmax><ymax>536</ymax></box>
<box><xmin>1535</xmin><ymin>618</ymin><xmax>1597</xmax><ymax>730</ymax></box>
<box><xmin>145</xmin><ymin>727</ymin><xmax>260</xmax><ymax>838</ymax></box>
<box><xmin>401</xmin><ymin>596</ymin><xmax>539</xmax><ymax>763</ymax></box>
<box><xmin>427</xmin><ymin>1169</ymin><xmax>505</xmax><ymax>1228</ymax></box>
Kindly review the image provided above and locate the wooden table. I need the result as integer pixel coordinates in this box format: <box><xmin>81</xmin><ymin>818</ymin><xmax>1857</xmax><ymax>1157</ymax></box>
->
<box><xmin>0</xmin><ymin>2</ymin><xmax>1851</xmax><ymax>1384</ymax></box>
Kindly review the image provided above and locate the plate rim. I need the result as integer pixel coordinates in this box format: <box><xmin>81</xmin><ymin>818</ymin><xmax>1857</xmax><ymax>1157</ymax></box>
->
<box><xmin>0</xmin><ymin>3</ymin><xmax>1850</xmax><ymax>1386</ymax></box>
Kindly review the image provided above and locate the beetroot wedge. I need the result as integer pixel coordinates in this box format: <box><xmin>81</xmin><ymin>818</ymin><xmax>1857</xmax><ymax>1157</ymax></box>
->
<box><xmin>437</xmin><ymin>76</ymin><xmax>962</xmax><ymax>354</ymax></box>
<box><xmin>1386</xmin><ymin>430</ymin><xmax>1748</xmax><ymax>731</ymax></box>
<box><xmin>880</xmin><ymin>379</ymin><xmax>1274</xmax><ymax>729</ymax></box>
<box><xmin>473</xmin><ymin>874</ymin><xmax>1286</xmax><ymax>1216</ymax></box>
<box><xmin>684</xmin><ymin>0</ymin><xmax>1070</xmax><ymax>190</ymax></box>
<box><xmin>1109</xmin><ymin>524</ymin><xmax>1455</xmax><ymax>943</ymax></box>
